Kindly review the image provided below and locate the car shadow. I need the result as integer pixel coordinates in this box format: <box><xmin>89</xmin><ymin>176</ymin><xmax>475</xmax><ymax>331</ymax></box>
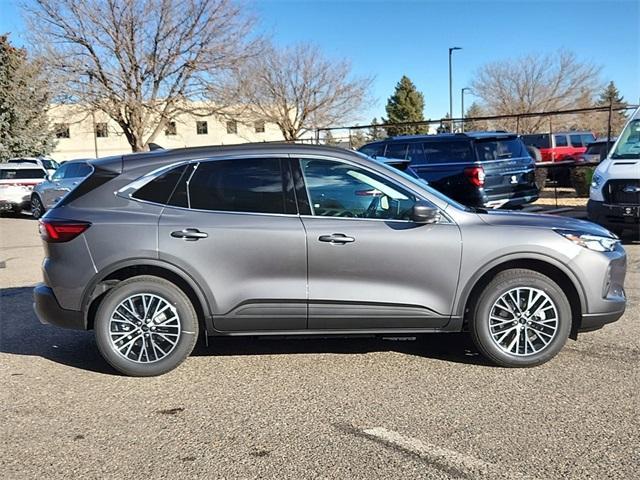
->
<box><xmin>0</xmin><ymin>286</ymin><xmax>492</xmax><ymax>376</ymax></box>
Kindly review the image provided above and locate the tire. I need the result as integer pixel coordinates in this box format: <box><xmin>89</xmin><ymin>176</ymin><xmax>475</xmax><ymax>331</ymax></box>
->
<box><xmin>31</xmin><ymin>195</ymin><xmax>45</xmax><ymax>219</ymax></box>
<box><xmin>94</xmin><ymin>275</ymin><xmax>199</xmax><ymax>376</ymax></box>
<box><xmin>469</xmin><ymin>269</ymin><xmax>571</xmax><ymax>367</ymax></box>
<box><xmin>526</xmin><ymin>145</ymin><xmax>542</xmax><ymax>162</ymax></box>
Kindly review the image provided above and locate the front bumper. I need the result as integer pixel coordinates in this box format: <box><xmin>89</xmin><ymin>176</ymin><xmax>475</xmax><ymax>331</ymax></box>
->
<box><xmin>33</xmin><ymin>284</ymin><xmax>85</xmax><ymax>330</ymax></box>
<box><xmin>587</xmin><ymin>199</ymin><xmax>640</xmax><ymax>231</ymax></box>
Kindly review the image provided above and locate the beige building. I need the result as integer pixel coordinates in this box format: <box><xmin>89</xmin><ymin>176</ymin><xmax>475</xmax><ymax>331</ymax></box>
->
<box><xmin>48</xmin><ymin>104</ymin><xmax>287</xmax><ymax>162</ymax></box>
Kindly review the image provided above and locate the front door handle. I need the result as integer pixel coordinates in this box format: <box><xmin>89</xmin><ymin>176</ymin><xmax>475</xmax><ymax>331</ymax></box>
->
<box><xmin>171</xmin><ymin>228</ymin><xmax>208</xmax><ymax>241</ymax></box>
<box><xmin>318</xmin><ymin>233</ymin><xmax>355</xmax><ymax>244</ymax></box>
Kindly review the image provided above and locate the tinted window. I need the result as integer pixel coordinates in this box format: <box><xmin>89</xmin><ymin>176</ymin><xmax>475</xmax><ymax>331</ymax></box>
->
<box><xmin>385</xmin><ymin>143</ymin><xmax>408</xmax><ymax>160</ymax></box>
<box><xmin>8</xmin><ymin>159</ymin><xmax>37</xmax><ymax>164</ymax></box>
<box><xmin>569</xmin><ymin>134</ymin><xmax>584</xmax><ymax>147</ymax></box>
<box><xmin>423</xmin><ymin>141</ymin><xmax>474</xmax><ymax>163</ymax></box>
<box><xmin>51</xmin><ymin>163</ymin><xmax>69</xmax><ymax>181</ymax></box>
<box><xmin>65</xmin><ymin>163</ymin><xmax>92</xmax><ymax>178</ymax></box>
<box><xmin>582</xmin><ymin>133</ymin><xmax>596</xmax><ymax>145</ymax></box>
<box><xmin>521</xmin><ymin>134</ymin><xmax>550</xmax><ymax>149</ymax></box>
<box><xmin>554</xmin><ymin>135</ymin><xmax>568</xmax><ymax>147</ymax></box>
<box><xmin>189</xmin><ymin>158</ymin><xmax>286</xmax><ymax>214</ymax></box>
<box><xmin>41</xmin><ymin>159</ymin><xmax>59</xmax><ymax>170</ymax></box>
<box><xmin>406</xmin><ymin>143</ymin><xmax>426</xmax><ymax>164</ymax></box>
<box><xmin>474</xmin><ymin>138</ymin><xmax>527</xmax><ymax>161</ymax></box>
<box><xmin>359</xmin><ymin>143</ymin><xmax>385</xmax><ymax>158</ymax></box>
<box><xmin>300</xmin><ymin>158</ymin><xmax>417</xmax><ymax>220</ymax></box>
<box><xmin>585</xmin><ymin>143</ymin><xmax>604</xmax><ymax>155</ymax></box>
<box><xmin>0</xmin><ymin>168</ymin><xmax>46</xmax><ymax>179</ymax></box>
<box><xmin>133</xmin><ymin>165</ymin><xmax>187</xmax><ymax>205</ymax></box>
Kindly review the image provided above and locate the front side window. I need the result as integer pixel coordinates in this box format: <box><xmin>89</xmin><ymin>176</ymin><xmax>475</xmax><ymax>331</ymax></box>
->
<box><xmin>189</xmin><ymin>158</ymin><xmax>286</xmax><ymax>214</ymax></box>
<box><xmin>611</xmin><ymin>118</ymin><xmax>640</xmax><ymax>159</ymax></box>
<box><xmin>41</xmin><ymin>159</ymin><xmax>59</xmax><ymax>170</ymax></box>
<box><xmin>299</xmin><ymin>158</ymin><xmax>417</xmax><ymax>220</ymax></box>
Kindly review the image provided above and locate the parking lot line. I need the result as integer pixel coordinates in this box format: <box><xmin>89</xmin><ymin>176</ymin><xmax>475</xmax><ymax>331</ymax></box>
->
<box><xmin>362</xmin><ymin>426</ymin><xmax>536</xmax><ymax>480</ymax></box>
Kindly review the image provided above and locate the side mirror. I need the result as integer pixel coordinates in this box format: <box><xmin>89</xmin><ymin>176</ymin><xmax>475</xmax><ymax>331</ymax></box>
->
<box><xmin>411</xmin><ymin>202</ymin><xmax>439</xmax><ymax>224</ymax></box>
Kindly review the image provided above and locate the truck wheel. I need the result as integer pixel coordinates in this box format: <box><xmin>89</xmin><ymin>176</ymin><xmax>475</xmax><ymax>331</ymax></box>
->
<box><xmin>470</xmin><ymin>269</ymin><xmax>571</xmax><ymax>367</ymax></box>
<box><xmin>94</xmin><ymin>275</ymin><xmax>199</xmax><ymax>376</ymax></box>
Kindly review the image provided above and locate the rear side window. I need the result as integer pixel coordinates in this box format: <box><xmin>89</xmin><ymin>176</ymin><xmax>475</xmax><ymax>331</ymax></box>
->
<box><xmin>132</xmin><ymin>165</ymin><xmax>188</xmax><ymax>205</ymax></box>
<box><xmin>423</xmin><ymin>141</ymin><xmax>474</xmax><ymax>163</ymax></box>
<box><xmin>554</xmin><ymin>135</ymin><xmax>568</xmax><ymax>147</ymax></box>
<box><xmin>188</xmin><ymin>158</ymin><xmax>287</xmax><ymax>214</ymax></box>
<box><xmin>475</xmin><ymin>138</ymin><xmax>527</xmax><ymax>161</ymax></box>
<box><xmin>66</xmin><ymin>163</ymin><xmax>93</xmax><ymax>178</ymax></box>
<box><xmin>569</xmin><ymin>134</ymin><xmax>584</xmax><ymax>147</ymax></box>
<box><xmin>521</xmin><ymin>134</ymin><xmax>550</xmax><ymax>149</ymax></box>
<box><xmin>0</xmin><ymin>168</ymin><xmax>46</xmax><ymax>179</ymax></box>
<box><xmin>406</xmin><ymin>143</ymin><xmax>426</xmax><ymax>164</ymax></box>
<box><xmin>385</xmin><ymin>143</ymin><xmax>408</xmax><ymax>160</ymax></box>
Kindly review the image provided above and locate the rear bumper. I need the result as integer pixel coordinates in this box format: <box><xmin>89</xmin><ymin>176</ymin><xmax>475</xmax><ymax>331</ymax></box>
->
<box><xmin>580</xmin><ymin>308</ymin><xmax>626</xmax><ymax>332</ymax></box>
<box><xmin>33</xmin><ymin>284</ymin><xmax>85</xmax><ymax>330</ymax></box>
<box><xmin>484</xmin><ymin>192</ymin><xmax>539</xmax><ymax>209</ymax></box>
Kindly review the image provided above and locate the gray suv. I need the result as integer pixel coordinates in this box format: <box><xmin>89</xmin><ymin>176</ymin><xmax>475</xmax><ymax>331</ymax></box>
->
<box><xmin>31</xmin><ymin>160</ymin><xmax>93</xmax><ymax>219</ymax></box>
<box><xmin>33</xmin><ymin>144</ymin><xmax>627</xmax><ymax>376</ymax></box>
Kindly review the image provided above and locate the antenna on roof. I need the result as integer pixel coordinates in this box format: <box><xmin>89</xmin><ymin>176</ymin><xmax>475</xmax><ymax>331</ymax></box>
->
<box><xmin>148</xmin><ymin>143</ymin><xmax>164</xmax><ymax>151</ymax></box>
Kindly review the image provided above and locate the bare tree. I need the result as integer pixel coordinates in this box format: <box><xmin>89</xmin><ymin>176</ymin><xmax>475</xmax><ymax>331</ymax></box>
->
<box><xmin>471</xmin><ymin>50</ymin><xmax>602</xmax><ymax>133</ymax></box>
<box><xmin>221</xmin><ymin>43</ymin><xmax>372</xmax><ymax>141</ymax></box>
<box><xmin>24</xmin><ymin>0</ymin><xmax>258</xmax><ymax>151</ymax></box>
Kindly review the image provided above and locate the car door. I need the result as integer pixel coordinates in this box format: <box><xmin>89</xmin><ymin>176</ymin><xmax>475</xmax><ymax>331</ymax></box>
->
<box><xmin>157</xmin><ymin>157</ymin><xmax>308</xmax><ymax>332</ymax></box>
<box><xmin>294</xmin><ymin>155</ymin><xmax>462</xmax><ymax>330</ymax></box>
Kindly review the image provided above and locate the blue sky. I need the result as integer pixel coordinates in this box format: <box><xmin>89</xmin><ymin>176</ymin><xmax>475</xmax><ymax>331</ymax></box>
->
<box><xmin>2</xmin><ymin>0</ymin><xmax>638</xmax><ymax>123</ymax></box>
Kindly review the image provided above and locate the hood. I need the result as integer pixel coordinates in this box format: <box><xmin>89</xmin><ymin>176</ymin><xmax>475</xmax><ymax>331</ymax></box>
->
<box><xmin>478</xmin><ymin>210</ymin><xmax>616</xmax><ymax>237</ymax></box>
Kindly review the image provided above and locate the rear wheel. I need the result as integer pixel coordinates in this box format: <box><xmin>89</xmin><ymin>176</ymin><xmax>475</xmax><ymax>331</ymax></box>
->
<box><xmin>470</xmin><ymin>269</ymin><xmax>571</xmax><ymax>367</ymax></box>
<box><xmin>94</xmin><ymin>275</ymin><xmax>199</xmax><ymax>376</ymax></box>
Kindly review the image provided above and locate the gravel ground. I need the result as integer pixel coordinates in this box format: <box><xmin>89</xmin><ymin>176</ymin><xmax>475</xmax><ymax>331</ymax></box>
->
<box><xmin>1</xmin><ymin>215</ymin><xmax>638</xmax><ymax>480</ymax></box>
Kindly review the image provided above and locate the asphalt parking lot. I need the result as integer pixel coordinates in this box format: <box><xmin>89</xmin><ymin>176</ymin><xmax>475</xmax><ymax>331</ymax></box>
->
<box><xmin>1</xmin><ymin>214</ymin><xmax>638</xmax><ymax>479</ymax></box>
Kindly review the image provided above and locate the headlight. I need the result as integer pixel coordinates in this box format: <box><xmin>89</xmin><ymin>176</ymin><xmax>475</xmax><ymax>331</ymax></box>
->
<box><xmin>556</xmin><ymin>229</ymin><xmax>619</xmax><ymax>252</ymax></box>
<box><xmin>591</xmin><ymin>173</ymin><xmax>603</xmax><ymax>188</ymax></box>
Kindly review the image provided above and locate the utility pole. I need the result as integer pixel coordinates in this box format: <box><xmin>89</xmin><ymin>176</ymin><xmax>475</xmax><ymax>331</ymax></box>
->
<box><xmin>448</xmin><ymin>47</ymin><xmax>462</xmax><ymax>133</ymax></box>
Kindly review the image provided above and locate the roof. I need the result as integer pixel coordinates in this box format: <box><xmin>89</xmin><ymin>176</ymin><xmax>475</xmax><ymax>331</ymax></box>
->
<box><xmin>385</xmin><ymin>131</ymin><xmax>517</xmax><ymax>142</ymax></box>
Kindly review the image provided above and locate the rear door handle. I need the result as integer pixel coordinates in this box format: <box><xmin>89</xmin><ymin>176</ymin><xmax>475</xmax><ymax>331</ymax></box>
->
<box><xmin>318</xmin><ymin>233</ymin><xmax>355</xmax><ymax>244</ymax></box>
<box><xmin>171</xmin><ymin>228</ymin><xmax>208</xmax><ymax>241</ymax></box>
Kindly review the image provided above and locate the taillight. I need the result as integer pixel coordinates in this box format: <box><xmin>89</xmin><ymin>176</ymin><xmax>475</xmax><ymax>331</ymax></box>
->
<box><xmin>464</xmin><ymin>166</ymin><xmax>486</xmax><ymax>187</ymax></box>
<box><xmin>39</xmin><ymin>219</ymin><xmax>91</xmax><ymax>243</ymax></box>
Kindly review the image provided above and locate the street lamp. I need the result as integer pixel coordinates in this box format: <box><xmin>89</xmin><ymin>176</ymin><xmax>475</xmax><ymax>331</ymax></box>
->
<box><xmin>461</xmin><ymin>87</ymin><xmax>471</xmax><ymax>132</ymax></box>
<box><xmin>448</xmin><ymin>47</ymin><xmax>462</xmax><ymax>133</ymax></box>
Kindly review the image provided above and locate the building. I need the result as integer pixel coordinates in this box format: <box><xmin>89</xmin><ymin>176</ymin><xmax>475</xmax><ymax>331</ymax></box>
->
<box><xmin>48</xmin><ymin>104</ymin><xmax>287</xmax><ymax>162</ymax></box>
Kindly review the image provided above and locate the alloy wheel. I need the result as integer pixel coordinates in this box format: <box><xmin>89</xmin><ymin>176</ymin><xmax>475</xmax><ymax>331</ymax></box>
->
<box><xmin>108</xmin><ymin>293</ymin><xmax>181</xmax><ymax>363</ymax></box>
<box><xmin>488</xmin><ymin>287</ymin><xmax>559</xmax><ymax>356</ymax></box>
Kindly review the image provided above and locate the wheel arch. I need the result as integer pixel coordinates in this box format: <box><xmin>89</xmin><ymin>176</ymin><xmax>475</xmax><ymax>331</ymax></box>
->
<box><xmin>82</xmin><ymin>259</ymin><xmax>212</xmax><ymax>332</ymax></box>
<box><xmin>458</xmin><ymin>255</ymin><xmax>586</xmax><ymax>339</ymax></box>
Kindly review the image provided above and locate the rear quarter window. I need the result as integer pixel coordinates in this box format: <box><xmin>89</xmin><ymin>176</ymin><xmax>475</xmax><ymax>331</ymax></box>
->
<box><xmin>132</xmin><ymin>165</ymin><xmax>188</xmax><ymax>205</ymax></box>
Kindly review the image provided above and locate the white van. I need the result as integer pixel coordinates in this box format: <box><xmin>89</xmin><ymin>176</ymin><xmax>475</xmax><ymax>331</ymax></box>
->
<box><xmin>588</xmin><ymin>107</ymin><xmax>640</xmax><ymax>236</ymax></box>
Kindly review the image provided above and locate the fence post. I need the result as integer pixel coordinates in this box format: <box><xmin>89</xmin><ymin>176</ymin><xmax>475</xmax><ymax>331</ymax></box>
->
<box><xmin>607</xmin><ymin>101</ymin><xmax>613</xmax><ymax>151</ymax></box>
<box><xmin>515</xmin><ymin>115</ymin><xmax>520</xmax><ymax>134</ymax></box>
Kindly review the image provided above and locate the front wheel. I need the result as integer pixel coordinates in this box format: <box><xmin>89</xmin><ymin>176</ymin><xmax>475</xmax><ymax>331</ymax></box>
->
<box><xmin>470</xmin><ymin>269</ymin><xmax>571</xmax><ymax>367</ymax></box>
<box><xmin>94</xmin><ymin>275</ymin><xmax>199</xmax><ymax>376</ymax></box>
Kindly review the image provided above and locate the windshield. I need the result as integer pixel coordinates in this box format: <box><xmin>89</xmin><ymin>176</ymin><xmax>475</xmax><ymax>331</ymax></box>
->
<box><xmin>611</xmin><ymin>118</ymin><xmax>640</xmax><ymax>159</ymax></box>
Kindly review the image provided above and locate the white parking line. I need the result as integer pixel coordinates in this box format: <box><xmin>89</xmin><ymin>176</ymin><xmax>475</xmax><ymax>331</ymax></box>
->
<box><xmin>362</xmin><ymin>427</ymin><xmax>536</xmax><ymax>480</ymax></box>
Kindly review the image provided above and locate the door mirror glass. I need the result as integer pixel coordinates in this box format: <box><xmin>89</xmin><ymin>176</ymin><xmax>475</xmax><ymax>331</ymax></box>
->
<box><xmin>411</xmin><ymin>202</ymin><xmax>439</xmax><ymax>224</ymax></box>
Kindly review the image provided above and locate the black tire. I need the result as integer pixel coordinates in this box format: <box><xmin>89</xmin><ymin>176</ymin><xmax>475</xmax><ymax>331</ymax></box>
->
<box><xmin>31</xmin><ymin>195</ymin><xmax>45</xmax><ymax>219</ymax></box>
<box><xmin>94</xmin><ymin>275</ymin><xmax>199</xmax><ymax>376</ymax></box>
<box><xmin>526</xmin><ymin>145</ymin><xmax>542</xmax><ymax>162</ymax></box>
<box><xmin>470</xmin><ymin>269</ymin><xmax>571</xmax><ymax>367</ymax></box>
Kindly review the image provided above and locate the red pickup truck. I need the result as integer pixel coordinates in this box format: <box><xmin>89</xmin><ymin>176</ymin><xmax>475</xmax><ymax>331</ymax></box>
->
<box><xmin>521</xmin><ymin>131</ymin><xmax>596</xmax><ymax>162</ymax></box>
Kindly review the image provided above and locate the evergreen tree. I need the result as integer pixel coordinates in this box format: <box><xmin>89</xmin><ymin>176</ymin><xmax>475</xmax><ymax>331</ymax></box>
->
<box><xmin>367</xmin><ymin>117</ymin><xmax>386</xmax><ymax>141</ymax></box>
<box><xmin>597</xmin><ymin>81</ymin><xmax>628</xmax><ymax>137</ymax></box>
<box><xmin>0</xmin><ymin>35</ymin><xmax>55</xmax><ymax>161</ymax></box>
<box><xmin>463</xmin><ymin>102</ymin><xmax>486</xmax><ymax>131</ymax></box>
<box><xmin>383</xmin><ymin>76</ymin><xmax>428</xmax><ymax>136</ymax></box>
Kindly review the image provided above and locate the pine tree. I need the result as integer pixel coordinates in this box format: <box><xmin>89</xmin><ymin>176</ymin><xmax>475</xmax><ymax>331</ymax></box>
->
<box><xmin>463</xmin><ymin>102</ymin><xmax>486</xmax><ymax>132</ymax></box>
<box><xmin>0</xmin><ymin>35</ymin><xmax>55</xmax><ymax>161</ymax></box>
<box><xmin>367</xmin><ymin>117</ymin><xmax>386</xmax><ymax>141</ymax></box>
<box><xmin>383</xmin><ymin>76</ymin><xmax>428</xmax><ymax>136</ymax></box>
<box><xmin>597</xmin><ymin>81</ymin><xmax>628</xmax><ymax>137</ymax></box>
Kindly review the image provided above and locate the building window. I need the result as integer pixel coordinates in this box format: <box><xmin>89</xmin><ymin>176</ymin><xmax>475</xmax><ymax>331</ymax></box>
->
<box><xmin>226</xmin><ymin>120</ymin><xmax>237</xmax><ymax>134</ymax></box>
<box><xmin>96</xmin><ymin>123</ymin><xmax>108</xmax><ymax>138</ymax></box>
<box><xmin>254</xmin><ymin>120</ymin><xmax>265</xmax><ymax>133</ymax></box>
<box><xmin>165</xmin><ymin>121</ymin><xmax>177</xmax><ymax>136</ymax></box>
<box><xmin>196</xmin><ymin>121</ymin><xmax>208</xmax><ymax>135</ymax></box>
<box><xmin>54</xmin><ymin>123</ymin><xmax>70</xmax><ymax>139</ymax></box>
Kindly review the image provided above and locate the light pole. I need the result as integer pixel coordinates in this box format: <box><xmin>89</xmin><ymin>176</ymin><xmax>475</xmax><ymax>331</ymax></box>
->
<box><xmin>448</xmin><ymin>47</ymin><xmax>462</xmax><ymax>132</ymax></box>
<box><xmin>461</xmin><ymin>87</ymin><xmax>471</xmax><ymax>132</ymax></box>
